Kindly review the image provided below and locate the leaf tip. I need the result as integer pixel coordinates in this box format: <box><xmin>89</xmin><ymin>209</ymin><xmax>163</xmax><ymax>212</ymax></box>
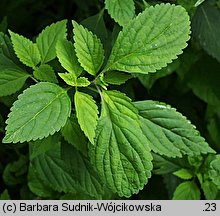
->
<box><xmin>2</xmin><ymin>133</ymin><xmax>13</xmax><ymax>144</ymax></box>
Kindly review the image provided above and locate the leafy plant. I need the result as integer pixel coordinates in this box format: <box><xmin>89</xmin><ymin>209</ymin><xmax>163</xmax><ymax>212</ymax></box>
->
<box><xmin>0</xmin><ymin>0</ymin><xmax>220</xmax><ymax>200</ymax></box>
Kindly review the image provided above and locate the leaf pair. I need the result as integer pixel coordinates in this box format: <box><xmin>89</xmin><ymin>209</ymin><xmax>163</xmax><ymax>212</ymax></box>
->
<box><xmin>9</xmin><ymin>20</ymin><xmax>67</xmax><ymax>67</ymax></box>
<box><xmin>61</xmin><ymin>3</ymin><xmax>190</xmax><ymax>81</ymax></box>
<box><xmin>89</xmin><ymin>91</ymin><xmax>214</xmax><ymax>197</ymax></box>
<box><xmin>9</xmin><ymin>20</ymin><xmax>67</xmax><ymax>84</ymax></box>
<box><xmin>57</xmin><ymin>21</ymin><xmax>105</xmax><ymax>86</ymax></box>
<box><xmin>56</xmin><ymin>39</ymin><xmax>87</xmax><ymax>87</ymax></box>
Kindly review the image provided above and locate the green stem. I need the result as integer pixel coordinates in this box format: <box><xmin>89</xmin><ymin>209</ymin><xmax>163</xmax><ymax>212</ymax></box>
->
<box><xmin>87</xmin><ymin>86</ymin><xmax>99</xmax><ymax>93</ymax></box>
<box><xmin>95</xmin><ymin>83</ymin><xmax>103</xmax><ymax>96</ymax></box>
<box><xmin>93</xmin><ymin>67</ymin><xmax>108</xmax><ymax>84</ymax></box>
<box><xmin>30</xmin><ymin>76</ymin><xmax>39</xmax><ymax>83</ymax></box>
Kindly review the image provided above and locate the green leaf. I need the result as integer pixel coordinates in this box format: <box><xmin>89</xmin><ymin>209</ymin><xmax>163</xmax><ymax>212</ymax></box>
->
<box><xmin>29</xmin><ymin>134</ymin><xmax>61</xmax><ymax>160</ymax></box>
<box><xmin>0</xmin><ymin>189</ymin><xmax>10</xmax><ymax>200</ymax></box>
<box><xmin>192</xmin><ymin>0</ymin><xmax>220</xmax><ymax>62</ymax></box>
<box><xmin>202</xmin><ymin>180</ymin><xmax>218</xmax><ymax>200</ymax></box>
<box><xmin>173</xmin><ymin>181</ymin><xmax>200</xmax><ymax>200</ymax></box>
<box><xmin>0</xmin><ymin>68</ymin><xmax>29</xmax><ymax>97</ymax></box>
<box><xmin>61</xmin><ymin>142</ymin><xmax>104</xmax><ymax>199</ymax></box>
<box><xmin>173</xmin><ymin>168</ymin><xmax>193</xmax><ymax>180</ymax></box>
<box><xmin>209</xmin><ymin>155</ymin><xmax>220</xmax><ymax>188</ymax></box>
<box><xmin>188</xmin><ymin>155</ymin><xmax>203</xmax><ymax>168</ymax></box>
<box><xmin>3</xmin><ymin>82</ymin><xmax>71</xmax><ymax>143</ymax></box>
<box><xmin>33</xmin><ymin>64</ymin><xmax>58</xmax><ymax>83</ymax></box>
<box><xmin>9</xmin><ymin>30</ymin><xmax>41</xmax><ymax>68</ymax></box>
<box><xmin>74</xmin><ymin>91</ymin><xmax>98</xmax><ymax>144</ymax></box>
<box><xmin>104</xmin><ymin>4</ymin><xmax>190</xmax><ymax>74</ymax></box>
<box><xmin>3</xmin><ymin>155</ymin><xmax>28</xmax><ymax>186</ymax></box>
<box><xmin>36</xmin><ymin>20</ymin><xmax>67</xmax><ymax>64</ymax></box>
<box><xmin>28</xmin><ymin>164</ymin><xmax>56</xmax><ymax>198</ymax></box>
<box><xmin>186</xmin><ymin>56</ymin><xmax>220</xmax><ymax>107</ymax></box>
<box><xmin>153</xmin><ymin>154</ymin><xmax>181</xmax><ymax>175</ymax></box>
<box><xmin>58</xmin><ymin>73</ymin><xmax>90</xmax><ymax>87</ymax></box>
<box><xmin>0</xmin><ymin>53</ymin><xmax>19</xmax><ymax>70</ymax></box>
<box><xmin>61</xmin><ymin>115</ymin><xmax>88</xmax><ymax>155</ymax></box>
<box><xmin>32</xmin><ymin>143</ymin><xmax>104</xmax><ymax>199</ymax></box>
<box><xmin>0</xmin><ymin>32</ymin><xmax>20</xmax><ymax>66</ymax></box>
<box><xmin>31</xmin><ymin>145</ymin><xmax>77</xmax><ymax>193</ymax></box>
<box><xmin>101</xmin><ymin>90</ymin><xmax>139</xmax><ymax>120</ymax></box>
<box><xmin>75</xmin><ymin>77</ymin><xmax>90</xmax><ymax>87</ymax></box>
<box><xmin>137</xmin><ymin>60</ymin><xmax>180</xmax><ymax>90</ymax></box>
<box><xmin>81</xmin><ymin>9</ymin><xmax>108</xmax><ymax>43</ymax></box>
<box><xmin>73</xmin><ymin>21</ymin><xmax>105</xmax><ymax>75</ymax></box>
<box><xmin>103</xmin><ymin>71</ymin><xmax>132</xmax><ymax>85</ymax></box>
<box><xmin>89</xmin><ymin>90</ymin><xmax>153</xmax><ymax>197</ymax></box>
<box><xmin>134</xmin><ymin>100</ymin><xmax>215</xmax><ymax>157</ymax></box>
<box><xmin>105</xmin><ymin>0</ymin><xmax>135</xmax><ymax>27</ymax></box>
<box><xmin>56</xmin><ymin>39</ymin><xmax>83</xmax><ymax>76</ymax></box>
<box><xmin>58</xmin><ymin>72</ymin><xmax>77</xmax><ymax>85</ymax></box>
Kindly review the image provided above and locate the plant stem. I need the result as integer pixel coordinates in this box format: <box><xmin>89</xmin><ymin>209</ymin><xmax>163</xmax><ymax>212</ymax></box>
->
<box><xmin>30</xmin><ymin>76</ymin><xmax>39</xmax><ymax>83</ymax></box>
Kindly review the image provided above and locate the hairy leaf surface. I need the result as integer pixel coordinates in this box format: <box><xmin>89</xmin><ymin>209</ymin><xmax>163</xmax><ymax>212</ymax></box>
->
<box><xmin>9</xmin><ymin>31</ymin><xmax>40</xmax><ymax>68</ymax></box>
<box><xmin>3</xmin><ymin>82</ymin><xmax>71</xmax><ymax>143</ymax></box>
<box><xmin>105</xmin><ymin>4</ymin><xmax>190</xmax><ymax>74</ymax></box>
<box><xmin>28</xmin><ymin>164</ymin><xmax>56</xmax><ymax>198</ymax></box>
<box><xmin>202</xmin><ymin>180</ymin><xmax>218</xmax><ymax>200</ymax></box>
<box><xmin>56</xmin><ymin>39</ymin><xmax>83</xmax><ymax>76</ymax></box>
<box><xmin>58</xmin><ymin>73</ymin><xmax>90</xmax><ymax>87</ymax></box>
<box><xmin>36</xmin><ymin>20</ymin><xmax>67</xmax><ymax>63</ymax></box>
<box><xmin>89</xmin><ymin>90</ymin><xmax>152</xmax><ymax>197</ymax></box>
<box><xmin>173</xmin><ymin>168</ymin><xmax>193</xmax><ymax>180</ymax></box>
<box><xmin>134</xmin><ymin>100</ymin><xmax>215</xmax><ymax>157</ymax></box>
<box><xmin>73</xmin><ymin>21</ymin><xmax>104</xmax><ymax>75</ymax></box>
<box><xmin>209</xmin><ymin>155</ymin><xmax>220</xmax><ymax>188</ymax></box>
<box><xmin>75</xmin><ymin>77</ymin><xmax>90</xmax><ymax>87</ymax></box>
<box><xmin>61</xmin><ymin>143</ymin><xmax>104</xmax><ymax>199</ymax></box>
<box><xmin>32</xmin><ymin>143</ymin><xmax>104</xmax><ymax>199</ymax></box>
<box><xmin>173</xmin><ymin>181</ymin><xmax>200</xmax><ymax>200</ymax></box>
<box><xmin>32</xmin><ymin>146</ymin><xmax>77</xmax><ymax>193</ymax></box>
<box><xmin>74</xmin><ymin>91</ymin><xmax>98</xmax><ymax>144</ymax></box>
<box><xmin>33</xmin><ymin>64</ymin><xmax>58</xmax><ymax>83</ymax></box>
<box><xmin>105</xmin><ymin>0</ymin><xmax>135</xmax><ymax>27</ymax></box>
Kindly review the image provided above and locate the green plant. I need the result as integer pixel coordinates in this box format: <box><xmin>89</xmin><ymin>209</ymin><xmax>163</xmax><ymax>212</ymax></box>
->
<box><xmin>0</xmin><ymin>0</ymin><xmax>220</xmax><ymax>200</ymax></box>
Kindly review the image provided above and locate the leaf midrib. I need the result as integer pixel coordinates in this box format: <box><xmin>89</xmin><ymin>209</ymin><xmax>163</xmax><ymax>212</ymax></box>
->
<box><xmin>8</xmin><ymin>89</ymin><xmax>66</xmax><ymax>141</ymax></box>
